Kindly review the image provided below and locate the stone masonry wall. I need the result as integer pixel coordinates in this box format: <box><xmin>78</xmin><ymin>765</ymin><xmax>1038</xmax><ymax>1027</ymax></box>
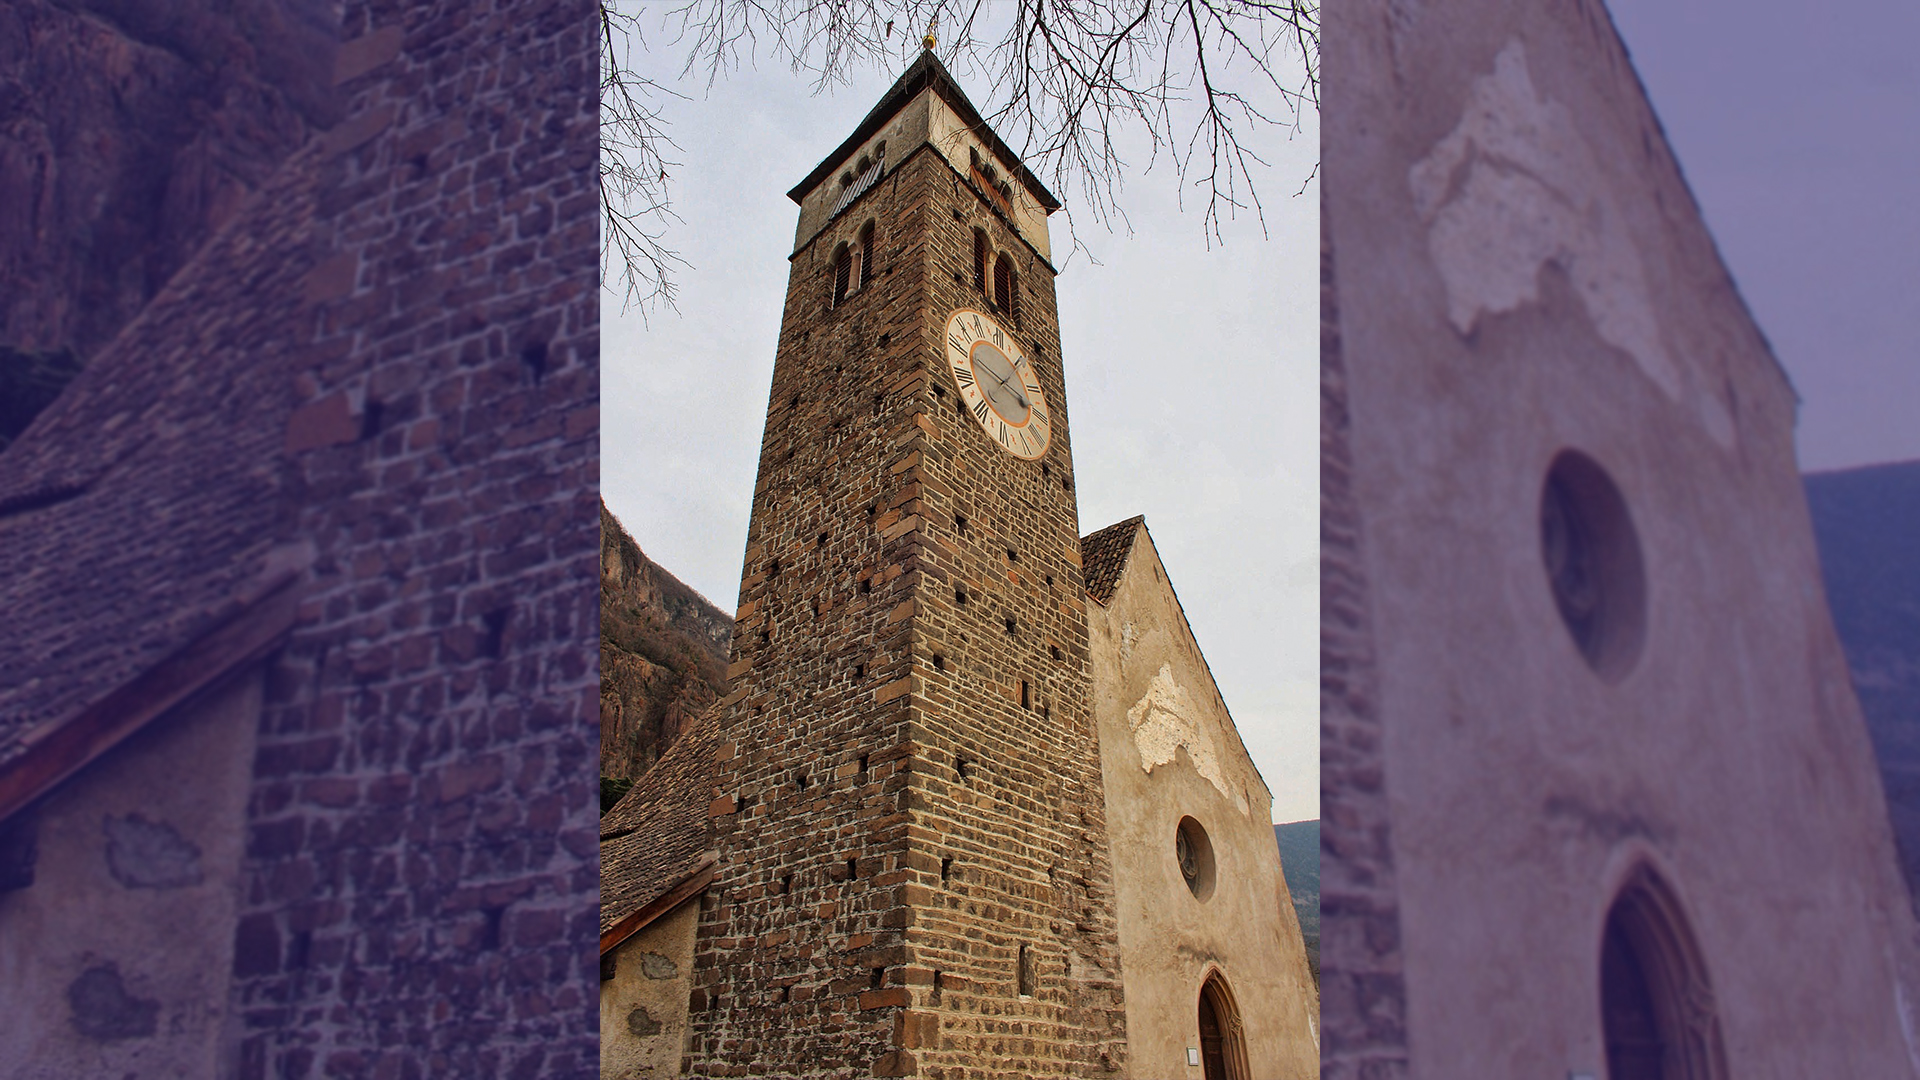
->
<box><xmin>689</xmin><ymin>139</ymin><xmax>945</xmax><ymax>1078</ymax></box>
<box><xmin>896</xmin><ymin>138</ymin><xmax>1128</xmax><ymax>1080</ymax></box>
<box><xmin>1318</xmin><ymin>213</ymin><xmax>1411</xmax><ymax>1080</ymax></box>
<box><xmin>226</xmin><ymin>3</ymin><xmax>600</xmax><ymax>1077</ymax></box>
<box><xmin>690</xmin><ymin>112</ymin><xmax>1126</xmax><ymax>1078</ymax></box>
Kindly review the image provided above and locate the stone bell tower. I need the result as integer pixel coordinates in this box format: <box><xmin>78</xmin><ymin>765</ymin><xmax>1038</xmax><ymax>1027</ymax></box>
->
<box><xmin>685</xmin><ymin>48</ymin><xmax>1130</xmax><ymax>1078</ymax></box>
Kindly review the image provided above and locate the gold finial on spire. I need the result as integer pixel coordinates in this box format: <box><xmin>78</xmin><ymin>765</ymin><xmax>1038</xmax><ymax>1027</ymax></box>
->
<box><xmin>923</xmin><ymin>31</ymin><xmax>936</xmax><ymax>51</ymax></box>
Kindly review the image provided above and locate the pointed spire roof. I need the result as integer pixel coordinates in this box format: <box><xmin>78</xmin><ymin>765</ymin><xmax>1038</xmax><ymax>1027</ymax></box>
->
<box><xmin>787</xmin><ymin>49</ymin><xmax>1061</xmax><ymax>212</ymax></box>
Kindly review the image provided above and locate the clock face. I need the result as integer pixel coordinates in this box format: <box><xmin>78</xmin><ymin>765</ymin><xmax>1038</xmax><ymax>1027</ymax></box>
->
<box><xmin>944</xmin><ymin>308</ymin><xmax>1052</xmax><ymax>460</ymax></box>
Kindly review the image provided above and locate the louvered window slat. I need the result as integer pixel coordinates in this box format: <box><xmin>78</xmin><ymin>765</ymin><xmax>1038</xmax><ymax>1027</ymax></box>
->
<box><xmin>828</xmin><ymin>158</ymin><xmax>884</xmax><ymax>222</ymax></box>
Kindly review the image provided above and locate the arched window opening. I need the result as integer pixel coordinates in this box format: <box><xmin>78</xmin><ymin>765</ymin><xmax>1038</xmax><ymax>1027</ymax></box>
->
<box><xmin>1197</xmin><ymin>972</ymin><xmax>1251</xmax><ymax>1080</ymax></box>
<box><xmin>832</xmin><ymin>243</ymin><xmax>852</xmax><ymax>307</ymax></box>
<box><xmin>1600</xmin><ymin>867</ymin><xmax>1729</xmax><ymax>1080</ymax></box>
<box><xmin>973</xmin><ymin>229</ymin><xmax>988</xmax><ymax>292</ymax></box>
<box><xmin>859</xmin><ymin>221</ymin><xmax>875</xmax><ymax>291</ymax></box>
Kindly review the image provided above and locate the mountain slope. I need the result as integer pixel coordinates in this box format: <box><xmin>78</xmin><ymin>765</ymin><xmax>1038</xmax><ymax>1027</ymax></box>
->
<box><xmin>1805</xmin><ymin>460</ymin><xmax>1920</xmax><ymax>902</ymax></box>
<box><xmin>601</xmin><ymin>501</ymin><xmax>732</xmax><ymax>792</ymax></box>
<box><xmin>1274</xmin><ymin>819</ymin><xmax>1320</xmax><ymax>977</ymax></box>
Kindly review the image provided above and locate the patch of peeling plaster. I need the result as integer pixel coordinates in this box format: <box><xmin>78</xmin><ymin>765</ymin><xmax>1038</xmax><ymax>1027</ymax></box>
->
<box><xmin>1409</xmin><ymin>39</ymin><xmax>1735</xmax><ymax>449</ymax></box>
<box><xmin>1127</xmin><ymin>663</ymin><xmax>1234</xmax><ymax>805</ymax></box>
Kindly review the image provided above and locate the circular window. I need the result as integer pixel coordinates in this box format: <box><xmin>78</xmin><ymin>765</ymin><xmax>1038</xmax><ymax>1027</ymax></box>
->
<box><xmin>1539</xmin><ymin>450</ymin><xmax>1646</xmax><ymax>682</ymax></box>
<box><xmin>1174</xmin><ymin>817</ymin><xmax>1216</xmax><ymax>901</ymax></box>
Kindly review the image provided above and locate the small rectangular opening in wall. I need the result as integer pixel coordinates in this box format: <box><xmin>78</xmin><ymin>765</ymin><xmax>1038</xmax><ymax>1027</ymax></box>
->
<box><xmin>870</xmin><ymin>966</ymin><xmax>885</xmax><ymax>990</ymax></box>
<box><xmin>846</xmin><ymin>856</ymin><xmax>858</xmax><ymax>880</ymax></box>
<box><xmin>940</xmin><ymin>856</ymin><xmax>953</xmax><ymax>883</ymax></box>
<box><xmin>1019</xmin><ymin>680</ymin><xmax>1030</xmax><ymax>710</ymax></box>
<box><xmin>932</xmin><ymin>971</ymin><xmax>945</xmax><ymax>1004</ymax></box>
<box><xmin>1017</xmin><ymin>943</ymin><xmax>1035</xmax><ymax>997</ymax></box>
<box><xmin>857</xmin><ymin>753</ymin><xmax>869</xmax><ymax>775</ymax></box>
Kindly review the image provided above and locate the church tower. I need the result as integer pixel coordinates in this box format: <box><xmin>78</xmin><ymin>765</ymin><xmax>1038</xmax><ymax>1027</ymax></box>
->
<box><xmin>686</xmin><ymin>49</ymin><xmax>1130</xmax><ymax>1077</ymax></box>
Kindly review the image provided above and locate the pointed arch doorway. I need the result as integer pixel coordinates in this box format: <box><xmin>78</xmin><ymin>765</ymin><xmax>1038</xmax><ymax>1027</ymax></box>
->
<box><xmin>1197</xmin><ymin>971</ymin><xmax>1252</xmax><ymax>1080</ymax></box>
<box><xmin>1600</xmin><ymin>867</ymin><xmax>1729</xmax><ymax>1080</ymax></box>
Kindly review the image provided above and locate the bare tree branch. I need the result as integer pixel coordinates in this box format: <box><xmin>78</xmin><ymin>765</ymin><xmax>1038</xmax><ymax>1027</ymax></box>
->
<box><xmin>601</xmin><ymin>4</ymin><xmax>690</xmax><ymax>315</ymax></box>
<box><xmin>599</xmin><ymin>0</ymin><xmax>1318</xmax><ymax>306</ymax></box>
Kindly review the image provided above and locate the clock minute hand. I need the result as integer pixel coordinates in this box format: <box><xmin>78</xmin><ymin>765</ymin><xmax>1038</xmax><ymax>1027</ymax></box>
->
<box><xmin>987</xmin><ymin>367</ymin><xmax>1029</xmax><ymax>409</ymax></box>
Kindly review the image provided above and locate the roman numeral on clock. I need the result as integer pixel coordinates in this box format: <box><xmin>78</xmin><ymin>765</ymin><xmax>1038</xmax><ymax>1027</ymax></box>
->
<box><xmin>1030</xmin><ymin>406</ymin><xmax>1048</xmax><ymax>427</ymax></box>
<box><xmin>953</xmin><ymin>365</ymin><xmax>974</xmax><ymax>388</ymax></box>
<box><xmin>999</xmin><ymin>420</ymin><xmax>1010</xmax><ymax>443</ymax></box>
<box><xmin>974</xmin><ymin>401</ymin><xmax>990</xmax><ymax>422</ymax></box>
<box><xmin>950</xmin><ymin>334</ymin><xmax>969</xmax><ymax>354</ymax></box>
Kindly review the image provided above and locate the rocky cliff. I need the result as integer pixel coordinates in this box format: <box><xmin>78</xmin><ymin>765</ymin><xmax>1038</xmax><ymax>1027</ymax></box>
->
<box><xmin>601</xmin><ymin>500</ymin><xmax>732</xmax><ymax>788</ymax></box>
<box><xmin>0</xmin><ymin>0</ymin><xmax>335</xmax><ymax>430</ymax></box>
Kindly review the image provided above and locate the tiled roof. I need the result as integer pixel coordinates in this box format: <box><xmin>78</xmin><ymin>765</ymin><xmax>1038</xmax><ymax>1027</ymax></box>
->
<box><xmin>601</xmin><ymin>708</ymin><xmax>721</xmax><ymax>936</ymax></box>
<box><xmin>1080</xmin><ymin>515</ymin><xmax>1144</xmax><ymax>606</ymax></box>
<box><xmin>0</xmin><ymin>139</ymin><xmax>326</xmax><ymax>768</ymax></box>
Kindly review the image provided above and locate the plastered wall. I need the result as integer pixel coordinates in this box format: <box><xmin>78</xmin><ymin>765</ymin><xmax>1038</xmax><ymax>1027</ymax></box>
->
<box><xmin>0</xmin><ymin>669</ymin><xmax>261</xmax><ymax>1080</ymax></box>
<box><xmin>600</xmin><ymin>899</ymin><xmax>699</xmax><ymax>1080</ymax></box>
<box><xmin>792</xmin><ymin>84</ymin><xmax>1053</xmax><ymax>262</ymax></box>
<box><xmin>1325</xmin><ymin>0</ymin><xmax>1920</xmax><ymax>1073</ymax></box>
<box><xmin>1088</xmin><ymin>524</ymin><xmax>1319</xmax><ymax>1078</ymax></box>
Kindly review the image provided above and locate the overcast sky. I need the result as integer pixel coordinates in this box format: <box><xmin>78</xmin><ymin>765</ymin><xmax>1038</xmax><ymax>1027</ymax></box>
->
<box><xmin>602</xmin><ymin>1</ymin><xmax>1917</xmax><ymax>829</ymax></box>
<box><xmin>601</xmin><ymin>21</ymin><xmax>1322</xmax><ymax>823</ymax></box>
<box><xmin>1605</xmin><ymin>0</ymin><xmax>1920</xmax><ymax>473</ymax></box>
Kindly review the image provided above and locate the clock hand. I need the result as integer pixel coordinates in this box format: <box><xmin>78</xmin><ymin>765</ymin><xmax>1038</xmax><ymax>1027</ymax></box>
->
<box><xmin>988</xmin><ymin>367</ymin><xmax>1028</xmax><ymax>406</ymax></box>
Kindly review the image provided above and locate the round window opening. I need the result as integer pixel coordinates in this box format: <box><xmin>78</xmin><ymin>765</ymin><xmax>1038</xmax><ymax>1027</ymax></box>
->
<box><xmin>1174</xmin><ymin>816</ymin><xmax>1216</xmax><ymax>901</ymax></box>
<box><xmin>1539</xmin><ymin>450</ymin><xmax>1647</xmax><ymax>682</ymax></box>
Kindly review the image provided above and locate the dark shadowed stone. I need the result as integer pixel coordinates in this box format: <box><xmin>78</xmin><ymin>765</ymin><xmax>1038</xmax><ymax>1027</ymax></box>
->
<box><xmin>103</xmin><ymin>812</ymin><xmax>203</xmax><ymax>889</ymax></box>
<box><xmin>66</xmin><ymin>963</ymin><xmax>159</xmax><ymax>1040</ymax></box>
<box><xmin>0</xmin><ymin>811</ymin><xmax>37</xmax><ymax>891</ymax></box>
<box><xmin>640</xmin><ymin>952</ymin><xmax>677</xmax><ymax>979</ymax></box>
<box><xmin>626</xmin><ymin>1006</ymin><xmax>662</xmax><ymax>1037</ymax></box>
